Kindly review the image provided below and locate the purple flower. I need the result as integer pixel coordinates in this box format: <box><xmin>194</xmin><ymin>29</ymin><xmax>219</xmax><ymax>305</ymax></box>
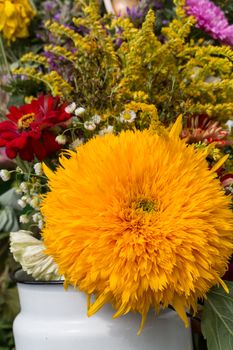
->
<box><xmin>186</xmin><ymin>0</ymin><xmax>233</xmax><ymax>47</ymax></box>
<box><xmin>43</xmin><ymin>1</ymin><xmax>57</xmax><ymax>12</ymax></box>
<box><xmin>222</xmin><ymin>25</ymin><xmax>233</xmax><ymax>47</ymax></box>
<box><xmin>126</xmin><ymin>6</ymin><xmax>144</xmax><ymax>21</ymax></box>
<box><xmin>53</xmin><ymin>14</ymin><xmax>61</xmax><ymax>22</ymax></box>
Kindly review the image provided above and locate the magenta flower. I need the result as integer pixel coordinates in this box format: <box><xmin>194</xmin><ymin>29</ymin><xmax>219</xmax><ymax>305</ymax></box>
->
<box><xmin>186</xmin><ymin>0</ymin><xmax>233</xmax><ymax>47</ymax></box>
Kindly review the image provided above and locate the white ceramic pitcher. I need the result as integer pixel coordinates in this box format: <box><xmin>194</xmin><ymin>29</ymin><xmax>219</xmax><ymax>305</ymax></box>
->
<box><xmin>13</xmin><ymin>270</ymin><xmax>193</xmax><ymax>350</ymax></box>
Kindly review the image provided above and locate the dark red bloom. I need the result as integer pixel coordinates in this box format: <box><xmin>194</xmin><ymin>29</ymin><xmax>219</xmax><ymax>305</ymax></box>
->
<box><xmin>0</xmin><ymin>95</ymin><xmax>71</xmax><ymax>162</ymax></box>
<box><xmin>223</xmin><ymin>256</ymin><xmax>233</xmax><ymax>281</ymax></box>
<box><xmin>220</xmin><ymin>174</ymin><xmax>233</xmax><ymax>187</ymax></box>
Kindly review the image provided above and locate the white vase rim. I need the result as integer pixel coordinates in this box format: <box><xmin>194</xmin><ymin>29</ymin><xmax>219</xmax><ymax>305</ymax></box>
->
<box><xmin>12</xmin><ymin>268</ymin><xmax>64</xmax><ymax>285</ymax></box>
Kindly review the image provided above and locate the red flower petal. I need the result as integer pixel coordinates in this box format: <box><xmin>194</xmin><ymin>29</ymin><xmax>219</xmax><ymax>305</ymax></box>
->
<box><xmin>0</xmin><ymin>120</ymin><xmax>17</xmax><ymax>132</ymax></box>
<box><xmin>18</xmin><ymin>145</ymin><xmax>34</xmax><ymax>162</ymax></box>
<box><xmin>31</xmin><ymin>138</ymin><xmax>48</xmax><ymax>161</ymax></box>
<box><xmin>7</xmin><ymin>106</ymin><xmax>22</xmax><ymax>122</ymax></box>
<box><xmin>0</xmin><ymin>94</ymin><xmax>72</xmax><ymax>161</ymax></box>
<box><xmin>8</xmin><ymin>135</ymin><xmax>28</xmax><ymax>150</ymax></box>
<box><xmin>5</xmin><ymin>148</ymin><xmax>17</xmax><ymax>159</ymax></box>
<box><xmin>42</xmin><ymin>131</ymin><xmax>61</xmax><ymax>155</ymax></box>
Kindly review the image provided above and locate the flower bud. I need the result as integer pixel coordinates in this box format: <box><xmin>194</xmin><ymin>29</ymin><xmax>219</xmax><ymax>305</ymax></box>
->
<box><xmin>34</xmin><ymin>163</ymin><xmax>43</xmax><ymax>176</ymax></box>
<box><xmin>65</xmin><ymin>102</ymin><xmax>76</xmax><ymax>114</ymax></box>
<box><xmin>75</xmin><ymin>107</ymin><xmax>85</xmax><ymax>116</ymax></box>
<box><xmin>84</xmin><ymin>121</ymin><xmax>96</xmax><ymax>131</ymax></box>
<box><xmin>19</xmin><ymin>215</ymin><xmax>30</xmax><ymax>224</ymax></box>
<box><xmin>0</xmin><ymin>169</ymin><xmax>10</xmax><ymax>182</ymax></box>
<box><xmin>55</xmin><ymin>135</ymin><xmax>67</xmax><ymax>145</ymax></box>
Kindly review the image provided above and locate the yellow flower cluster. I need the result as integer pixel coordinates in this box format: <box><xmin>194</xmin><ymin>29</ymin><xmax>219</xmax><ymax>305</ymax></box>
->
<box><xmin>41</xmin><ymin>118</ymin><xmax>233</xmax><ymax>332</ymax></box>
<box><xmin>0</xmin><ymin>0</ymin><xmax>35</xmax><ymax>42</ymax></box>
<box><xmin>12</xmin><ymin>0</ymin><xmax>233</xmax><ymax>123</ymax></box>
<box><xmin>12</xmin><ymin>67</ymin><xmax>73</xmax><ymax>97</ymax></box>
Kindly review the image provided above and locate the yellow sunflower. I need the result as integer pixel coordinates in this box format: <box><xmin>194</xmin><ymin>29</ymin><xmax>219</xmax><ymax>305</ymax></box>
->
<box><xmin>0</xmin><ymin>0</ymin><xmax>35</xmax><ymax>42</ymax></box>
<box><xmin>41</xmin><ymin>118</ymin><xmax>233</xmax><ymax>332</ymax></box>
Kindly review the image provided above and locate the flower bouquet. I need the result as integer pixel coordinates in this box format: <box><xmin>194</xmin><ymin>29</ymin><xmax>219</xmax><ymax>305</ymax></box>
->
<box><xmin>0</xmin><ymin>0</ymin><xmax>233</xmax><ymax>349</ymax></box>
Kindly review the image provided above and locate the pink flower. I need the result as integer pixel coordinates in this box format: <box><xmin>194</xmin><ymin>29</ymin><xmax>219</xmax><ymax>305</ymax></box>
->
<box><xmin>186</xmin><ymin>0</ymin><xmax>233</xmax><ymax>47</ymax></box>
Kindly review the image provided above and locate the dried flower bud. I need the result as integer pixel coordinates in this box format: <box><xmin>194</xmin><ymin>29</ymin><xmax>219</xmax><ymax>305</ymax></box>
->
<box><xmin>65</xmin><ymin>102</ymin><xmax>76</xmax><ymax>114</ymax></box>
<box><xmin>99</xmin><ymin>125</ymin><xmax>114</xmax><ymax>136</ymax></box>
<box><xmin>75</xmin><ymin>107</ymin><xmax>86</xmax><ymax>116</ymax></box>
<box><xmin>91</xmin><ymin>115</ymin><xmax>102</xmax><ymax>125</ymax></box>
<box><xmin>32</xmin><ymin>213</ymin><xmax>42</xmax><ymax>223</ymax></box>
<box><xmin>19</xmin><ymin>215</ymin><xmax>30</xmax><ymax>224</ymax></box>
<box><xmin>84</xmin><ymin>121</ymin><xmax>96</xmax><ymax>131</ymax></box>
<box><xmin>17</xmin><ymin>199</ymin><xmax>27</xmax><ymax>208</ymax></box>
<box><xmin>34</xmin><ymin>163</ymin><xmax>43</xmax><ymax>176</ymax></box>
<box><xmin>30</xmin><ymin>197</ymin><xmax>40</xmax><ymax>209</ymax></box>
<box><xmin>19</xmin><ymin>182</ymin><xmax>29</xmax><ymax>193</ymax></box>
<box><xmin>0</xmin><ymin>169</ymin><xmax>11</xmax><ymax>182</ymax></box>
<box><xmin>55</xmin><ymin>135</ymin><xmax>67</xmax><ymax>145</ymax></box>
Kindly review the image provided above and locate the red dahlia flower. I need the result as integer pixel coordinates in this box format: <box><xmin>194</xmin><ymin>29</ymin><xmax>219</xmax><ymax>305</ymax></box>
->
<box><xmin>0</xmin><ymin>95</ymin><xmax>71</xmax><ymax>162</ymax></box>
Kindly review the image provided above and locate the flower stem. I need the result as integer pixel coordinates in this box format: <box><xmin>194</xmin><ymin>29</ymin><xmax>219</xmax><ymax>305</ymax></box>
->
<box><xmin>29</xmin><ymin>0</ymin><xmax>37</xmax><ymax>10</ymax></box>
<box><xmin>0</xmin><ymin>35</ymin><xmax>10</xmax><ymax>76</ymax></box>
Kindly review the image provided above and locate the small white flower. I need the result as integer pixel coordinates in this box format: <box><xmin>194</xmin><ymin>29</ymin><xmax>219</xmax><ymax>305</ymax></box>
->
<box><xmin>0</xmin><ymin>169</ymin><xmax>11</xmax><ymax>182</ymax></box>
<box><xmin>91</xmin><ymin>114</ymin><xmax>101</xmax><ymax>125</ymax></box>
<box><xmin>205</xmin><ymin>76</ymin><xmax>221</xmax><ymax>84</ymax></box>
<box><xmin>30</xmin><ymin>197</ymin><xmax>40</xmax><ymax>209</ymax></box>
<box><xmin>18</xmin><ymin>199</ymin><xmax>27</xmax><ymax>208</ymax></box>
<box><xmin>84</xmin><ymin>121</ymin><xmax>96</xmax><ymax>131</ymax></box>
<box><xmin>190</xmin><ymin>67</ymin><xmax>201</xmax><ymax>80</ymax></box>
<box><xmin>19</xmin><ymin>182</ymin><xmax>29</xmax><ymax>193</ymax></box>
<box><xmin>38</xmin><ymin>220</ymin><xmax>44</xmax><ymax>230</ymax></box>
<box><xmin>226</xmin><ymin>120</ymin><xmax>233</xmax><ymax>132</ymax></box>
<box><xmin>16</xmin><ymin>166</ymin><xmax>23</xmax><ymax>174</ymax></box>
<box><xmin>70</xmin><ymin>138</ymin><xmax>84</xmax><ymax>149</ymax></box>
<box><xmin>119</xmin><ymin>110</ymin><xmax>136</xmax><ymax>123</ymax></box>
<box><xmin>19</xmin><ymin>215</ymin><xmax>29</xmax><ymax>224</ymax></box>
<box><xmin>32</xmin><ymin>213</ymin><xmax>41</xmax><ymax>223</ymax></box>
<box><xmin>65</xmin><ymin>102</ymin><xmax>76</xmax><ymax>114</ymax></box>
<box><xmin>15</xmin><ymin>188</ymin><xmax>22</xmax><ymax>194</ymax></box>
<box><xmin>34</xmin><ymin>163</ymin><xmax>43</xmax><ymax>176</ymax></box>
<box><xmin>75</xmin><ymin>107</ymin><xmax>86</xmax><ymax>116</ymax></box>
<box><xmin>99</xmin><ymin>125</ymin><xmax>114</xmax><ymax>136</ymax></box>
<box><xmin>55</xmin><ymin>134</ymin><xmax>67</xmax><ymax>145</ymax></box>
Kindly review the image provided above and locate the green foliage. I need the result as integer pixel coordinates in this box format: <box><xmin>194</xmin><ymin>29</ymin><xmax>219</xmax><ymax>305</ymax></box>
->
<box><xmin>214</xmin><ymin>0</ymin><xmax>233</xmax><ymax>23</ymax></box>
<box><xmin>201</xmin><ymin>281</ymin><xmax>233</xmax><ymax>350</ymax></box>
<box><xmin>0</xmin><ymin>189</ymin><xmax>20</xmax><ymax>350</ymax></box>
<box><xmin>3</xmin><ymin>77</ymin><xmax>46</xmax><ymax>108</ymax></box>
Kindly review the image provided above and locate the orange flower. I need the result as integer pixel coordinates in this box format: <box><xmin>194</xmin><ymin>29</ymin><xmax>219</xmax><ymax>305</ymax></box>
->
<box><xmin>41</xmin><ymin>118</ymin><xmax>233</xmax><ymax>332</ymax></box>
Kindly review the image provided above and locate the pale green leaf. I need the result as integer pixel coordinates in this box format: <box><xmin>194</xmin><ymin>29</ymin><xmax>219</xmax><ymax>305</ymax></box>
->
<box><xmin>0</xmin><ymin>207</ymin><xmax>19</xmax><ymax>232</ymax></box>
<box><xmin>0</xmin><ymin>189</ymin><xmax>21</xmax><ymax>211</ymax></box>
<box><xmin>201</xmin><ymin>281</ymin><xmax>233</xmax><ymax>350</ymax></box>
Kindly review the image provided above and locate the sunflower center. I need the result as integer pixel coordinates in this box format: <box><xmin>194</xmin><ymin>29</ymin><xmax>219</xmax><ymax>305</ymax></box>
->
<box><xmin>17</xmin><ymin>113</ymin><xmax>35</xmax><ymax>130</ymax></box>
<box><xmin>136</xmin><ymin>199</ymin><xmax>157</xmax><ymax>213</ymax></box>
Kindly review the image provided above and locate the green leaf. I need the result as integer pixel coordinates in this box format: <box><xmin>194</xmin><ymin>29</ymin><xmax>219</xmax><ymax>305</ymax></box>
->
<box><xmin>201</xmin><ymin>281</ymin><xmax>233</xmax><ymax>350</ymax></box>
<box><xmin>0</xmin><ymin>189</ymin><xmax>21</xmax><ymax>211</ymax></box>
<box><xmin>0</xmin><ymin>207</ymin><xmax>19</xmax><ymax>233</ymax></box>
<box><xmin>0</xmin><ymin>233</ymin><xmax>9</xmax><ymax>241</ymax></box>
<box><xmin>0</xmin><ymin>287</ymin><xmax>20</xmax><ymax>322</ymax></box>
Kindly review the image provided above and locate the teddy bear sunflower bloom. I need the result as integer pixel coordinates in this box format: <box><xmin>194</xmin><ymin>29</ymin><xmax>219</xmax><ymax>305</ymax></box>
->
<box><xmin>36</xmin><ymin>116</ymin><xmax>233</xmax><ymax>332</ymax></box>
